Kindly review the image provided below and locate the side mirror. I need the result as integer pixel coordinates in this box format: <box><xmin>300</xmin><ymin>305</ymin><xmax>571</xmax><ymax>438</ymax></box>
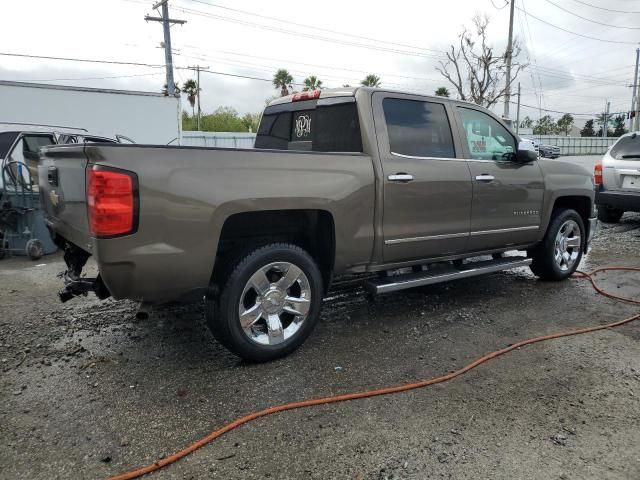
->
<box><xmin>516</xmin><ymin>140</ymin><xmax>538</xmax><ymax>162</ymax></box>
<box><xmin>516</xmin><ymin>140</ymin><xmax>538</xmax><ymax>163</ymax></box>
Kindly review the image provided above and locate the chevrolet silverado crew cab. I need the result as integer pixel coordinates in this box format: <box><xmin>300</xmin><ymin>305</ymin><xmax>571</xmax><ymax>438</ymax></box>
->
<box><xmin>39</xmin><ymin>87</ymin><xmax>597</xmax><ymax>362</ymax></box>
<box><xmin>594</xmin><ymin>131</ymin><xmax>640</xmax><ymax>223</ymax></box>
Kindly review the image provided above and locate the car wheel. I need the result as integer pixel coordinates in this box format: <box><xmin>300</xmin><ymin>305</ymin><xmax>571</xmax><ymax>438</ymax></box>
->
<box><xmin>529</xmin><ymin>208</ymin><xmax>585</xmax><ymax>281</ymax></box>
<box><xmin>597</xmin><ymin>206</ymin><xmax>623</xmax><ymax>223</ymax></box>
<box><xmin>205</xmin><ymin>243</ymin><xmax>323</xmax><ymax>362</ymax></box>
<box><xmin>25</xmin><ymin>239</ymin><xmax>44</xmax><ymax>260</ymax></box>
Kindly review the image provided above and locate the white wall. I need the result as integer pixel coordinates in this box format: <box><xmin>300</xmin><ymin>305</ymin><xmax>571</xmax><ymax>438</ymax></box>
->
<box><xmin>0</xmin><ymin>81</ymin><xmax>181</xmax><ymax>145</ymax></box>
<box><xmin>181</xmin><ymin>131</ymin><xmax>256</xmax><ymax>148</ymax></box>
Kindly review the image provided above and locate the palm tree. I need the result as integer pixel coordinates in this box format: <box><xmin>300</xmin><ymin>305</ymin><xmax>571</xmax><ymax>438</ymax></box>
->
<box><xmin>360</xmin><ymin>74</ymin><xmax>381</xmax><ymax>87</ymax></box>
<box><xmin>182</xmin><ymin>79</ymin><xmax>199</xmax><ymax>117</ymax></box>
<box><xmin>435</xmin><ymin>87</ymin><xmax>450</xmax><ymax>97</ymax></box>
<box><xmin>273</xmin><ymin>69</ymin><xmax>294</xmax><ymax>97</ymax></box>
<box><xmin>303</xmin><ymin>75</ymin><xmax>323</xmax><ymax>91</ymax></box>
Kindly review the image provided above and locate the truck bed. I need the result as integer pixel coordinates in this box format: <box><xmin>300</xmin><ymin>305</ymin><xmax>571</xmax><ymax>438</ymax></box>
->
<box><xmin>39</xmin><ymin>143</ymin><xmax>375</xmax><ymax>302</ymax></box>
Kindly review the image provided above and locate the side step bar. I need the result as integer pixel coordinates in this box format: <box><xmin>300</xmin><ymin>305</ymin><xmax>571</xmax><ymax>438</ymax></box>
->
<box><xmin>365</xmin><ymin>256</ymin><xmax>532</xmax><ymax>295</ymax></box>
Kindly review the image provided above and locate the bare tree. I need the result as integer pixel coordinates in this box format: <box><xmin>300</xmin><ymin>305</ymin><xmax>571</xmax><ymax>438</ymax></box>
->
<box><xmin>436</xmin><ymin>15</ymin><xmax>526</xmax><ymax>108</ymax></box>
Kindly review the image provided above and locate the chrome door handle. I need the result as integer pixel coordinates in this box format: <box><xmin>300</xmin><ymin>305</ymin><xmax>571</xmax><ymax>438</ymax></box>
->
<box><xmin>388</xmin><ymin>173</ymin><xmax>414</xmax><ymax>182</ymax></box>
<box><xmin>475</xmin><ymin>174</ymin><xmax>495</xmax><ymax>182</ymax></box>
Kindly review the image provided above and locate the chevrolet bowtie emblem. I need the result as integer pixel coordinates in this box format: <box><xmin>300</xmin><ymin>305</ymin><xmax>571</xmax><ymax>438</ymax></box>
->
<box><xmin>49</xmin><ymin>190</ymin><xmax>59</xmax><ymax>207</ymax></box>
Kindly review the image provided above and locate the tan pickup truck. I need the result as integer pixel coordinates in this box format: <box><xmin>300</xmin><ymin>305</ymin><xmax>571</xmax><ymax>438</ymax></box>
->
<box><xmin>39</xmin><ymin>87</ymin><xmax>597</xmax><ymax>361</ymax></box>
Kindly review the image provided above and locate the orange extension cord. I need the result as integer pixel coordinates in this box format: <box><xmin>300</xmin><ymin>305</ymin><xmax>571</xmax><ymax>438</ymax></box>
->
<box><xmin>109</xmin><ymin>266</ymin><xmax>640</xmax><ymax>480</ymax></box>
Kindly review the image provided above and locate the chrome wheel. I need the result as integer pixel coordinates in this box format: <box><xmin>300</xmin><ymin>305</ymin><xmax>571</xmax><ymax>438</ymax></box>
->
<box><xmin>238</xmin><ymin>262</ymin><xmax>311</xmax><ymax>346</ymax></box>
<box><xmin>554</xmin><ymin>219</ymin><xmax>581</xmax><ymax>271</ymax></box>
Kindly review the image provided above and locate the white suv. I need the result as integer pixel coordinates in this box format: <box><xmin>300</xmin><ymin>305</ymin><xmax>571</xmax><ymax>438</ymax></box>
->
<box><xmin>595</xmin><ymin>132</ymin><xmax>640</xmax><ymax>223</ymax></box>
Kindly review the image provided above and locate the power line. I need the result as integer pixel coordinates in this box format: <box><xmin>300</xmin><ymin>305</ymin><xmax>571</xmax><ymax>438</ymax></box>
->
<box><xmin>567</xmin><ymin>0</ymin><xmax>640</xmax><ymax>14</ymax></box>
<box><xmin>0</xmin><ymin>52</ymin><xmax>166</xmax><ymax>68</ymax></box>
<box><xmin>542</xmin><ymin>0</ymin><xmax>640</xmax><ymax>30</ymax></box>
<box><xmin>183</xmin><ymin>0</ymin><xmax>445</xmax><ymax>56</ymax></box>
<box><xmin>513</xmin><ymin>101</ymin><xmax>626</xmax><ymax>117</ymax></box>
<box><xmin>515</xmin><ymin>6</ymin><xmax>640</xmax><ymax>44</ymax></box>
<box><xmin>179</xmin><ymin>46</ymin><xmax>447</xmax><ymax>83</ymax></box>
<box><xmin>171</xmin><ymin>5</ymin><xmax>445</xmax><ymax>60</ymax></box>
<box><xmin>10</xmin><ymin>72</ymin><xmax>163</xmax><ymax>82</ymax></box>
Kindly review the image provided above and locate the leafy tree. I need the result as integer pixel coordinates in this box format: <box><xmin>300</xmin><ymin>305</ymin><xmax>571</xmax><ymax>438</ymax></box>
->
<box><xmin>612</xmin><ymin>115</ymin><xmax>627</xmax><ymax>137</ymax></box>
<box><xmin>596</xmin><ymin>126</ymin><xmax>614</xmax><ymax>137</ymax></box>
<box><xmin>182</xmin><ymin>79</ymin><xmax>199</xmax><ymax>117</ymax></box>
<box><xmin>361</xmin><ymin>74</ymin><xmax>381</xmax><ymax>87</ymax></box>
<box><xmin>435</xmin><ymin>87</ymin><xmax>450</xmax><ymax>97</ymax></box>
<box><xmin>303</xmin><ymin>75</ymin><xmax>323</xmax><ymax>91</ymax></box>
<box><xmin>182</xmin><ymin>107</ymin><xmax>261</xmax><ymax>132</ymax></box>
<box><xmin>273</xmin><ymin>69</ymin><xmax>294</xmax><ymax>97</ymax></box>
<box><xmin>342</xmin><ymin>84</ymin><xmax>351</xmax><ymax>87</ymax></box>
<box><xmin>556</xmin><ymin>113</ymin><xmax>574</xmax><ymax>136</ymax></box>
<box><xmin>533</xmin><ymin>115</ymin><xmax>557</xmax><ymax>135</ymax></box>
<box><xmin>519</xmin><ymin>116</ymin><xmax>533</xmax><ymax>129</ymax></box>
<box><xmin>436</xmin><ymin>15</ymin><xmax>527</xmax><ymax>108</ymax></box>
<box><xmin>241</xmin><ymin>112</ymin><xmax>261</xmax><ymax>133</ymax></box>
<box><xmin>580</xmin><ymin>119</ymin><xmax>596</xmax><ymax>137</ymax></box>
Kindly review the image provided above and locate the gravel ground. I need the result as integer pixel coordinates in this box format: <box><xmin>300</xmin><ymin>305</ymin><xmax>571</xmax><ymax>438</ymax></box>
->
<box><xmin>1</xmin><ymin>158</ymin><xmax>640</xmax><ymax>479</ymax></box>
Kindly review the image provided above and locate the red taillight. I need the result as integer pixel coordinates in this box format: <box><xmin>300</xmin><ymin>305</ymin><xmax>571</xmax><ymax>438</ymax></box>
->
<box><xmin>86</xmin><ymin>167</ymin><xmax>136</xmax><ymax>237</ymax></box>
<box><xmin>594</xmin><ymin>162</ymin><xmax>603</xmax><ymax>186</ymax></box>
<box><xmin>292</xmin><ymin>90</ymin><xmax>321</xmax><ymax>102</ymax></box>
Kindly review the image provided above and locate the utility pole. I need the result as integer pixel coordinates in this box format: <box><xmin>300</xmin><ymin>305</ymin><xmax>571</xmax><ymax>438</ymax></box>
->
<box><xmin>515</xmin><ymin>82</ymin><xmax>521</xmax><ymax>134</ymax></box>
<box><xmin>145</xmin><ymin>0</ymin><xmax>185</xmax><ymax>97</ymax></box>
<box><xmin>631</xmin><ymin>48</ymin><xmax>639</xmax><ymax>131</ymax></box>
<box><xmin>502</xmin><ymin>0</ymin><xmax>516</xmax><ymax>125</ymax></box>
<box><xmin>186</xmin><ymin>65</ymin><xmax>209</xmax><ymax>131</ymax></box>
<box><xmin>197</xmin><ymin>66</ymin><xmax>201</xmax><ymax>131</ymax></box>
<box><xmin>603</xmin><ymin>101</ymin><xmax>610</xmax><ymax>138</ymax></box>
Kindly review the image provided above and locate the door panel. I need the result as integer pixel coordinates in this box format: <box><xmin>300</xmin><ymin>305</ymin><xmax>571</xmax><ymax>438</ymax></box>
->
<box><xmin>373</xmin><ymin>93</ymin><xmax>472</xmax><ymax>263</ymax></box>
<box><xmin>455</xmin><ymin>107</ymin><xmax>544</xmax><ymax>251</ymax></box>
<box><xmin>467</xmin><ymin>160</ymin><xmax>544</xmax><ymax>250</ymax></box>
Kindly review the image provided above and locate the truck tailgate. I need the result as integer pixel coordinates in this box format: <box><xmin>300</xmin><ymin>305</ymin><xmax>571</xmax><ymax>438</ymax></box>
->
<box><xmin>38</xmin><ymin>144</ymin><xmax>91</xmax><ymax>251</ymax></box>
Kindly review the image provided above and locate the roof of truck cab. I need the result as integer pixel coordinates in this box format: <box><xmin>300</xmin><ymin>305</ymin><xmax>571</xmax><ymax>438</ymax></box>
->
<box><xmin>267</xmin><ymin>86</ymin><xmax>481</xmax><ymax>108</ymax></box>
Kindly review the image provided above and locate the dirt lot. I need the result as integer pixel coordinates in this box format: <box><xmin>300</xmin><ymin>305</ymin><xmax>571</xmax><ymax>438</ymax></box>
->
<box><xmin>1</xmin><ymin>214</ymin><xmax>640</xmax><ymax>479</ymax></box>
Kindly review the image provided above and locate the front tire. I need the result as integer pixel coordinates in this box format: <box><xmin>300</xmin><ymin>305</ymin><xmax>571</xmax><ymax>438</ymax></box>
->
<box><xmin>529</xmin><ymin>209</ymin><xmax>585</xmax><ymax>281</ymax></box>
<box><xmin>206</xmin><ymin>243</ymin><xmax>323</xmax><ymax>362</ymax></box>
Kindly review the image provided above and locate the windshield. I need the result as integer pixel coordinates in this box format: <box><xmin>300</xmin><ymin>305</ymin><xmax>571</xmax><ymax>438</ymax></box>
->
<box><xmin>610</xmin><ymin>134</ymin><xmax>640</xmax><ymax>160</ymax></box>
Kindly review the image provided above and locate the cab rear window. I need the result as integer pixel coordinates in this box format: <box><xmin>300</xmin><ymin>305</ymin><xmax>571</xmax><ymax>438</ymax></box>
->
<box><xmin>255</xmin><ymin>99</ymin><xmax>363</xmax><ymax>152</ymax></box>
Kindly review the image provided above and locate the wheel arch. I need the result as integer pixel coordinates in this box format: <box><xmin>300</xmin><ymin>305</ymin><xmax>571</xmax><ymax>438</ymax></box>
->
<box><xmin>211</xmin><ymin>209</ymin><xmax>335</xmax><ymax>293</ymax></box>
<box><xmin>538</xmin><ymin>194</ymin><xmax>594</xmax><ymax>252</ymax></box>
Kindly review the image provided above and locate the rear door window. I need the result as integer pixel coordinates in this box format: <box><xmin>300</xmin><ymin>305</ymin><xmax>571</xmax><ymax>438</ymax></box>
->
<box><xmin>255</xmin><ymin>100</ymin><xmax>362</xmax><ymax>152</ymax></box>
<box><xmin>382</xmin><ymin>98</ymin><xmax>455</xmax><ymax>158</ymax></box>
<box><xmin>610</xmin><ymin>134</ymin><xmax>640</xmax><ymax>160</ymax></box>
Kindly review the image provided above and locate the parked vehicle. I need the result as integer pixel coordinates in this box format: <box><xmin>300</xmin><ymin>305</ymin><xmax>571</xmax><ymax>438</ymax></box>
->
<box><xmin>539</xmin><ymin>144</ymin><xmax>560</xmax><ymax>158</ymax></box>
<box><xmin>521</xmin><ymin>137</ymin><xmax>540</xmax><ymax>157</ymax></box>
<box><xmin>40</xmin><ymin>87</ymin><xmax>597</xmax><ymax>361</ymax></box>
<box><xmin>595</xmin><ymin>131</ymin><xmax>640</xmax><ymax>223</ymax></box>
<box><xmin>0</xmin><ymin>123</ymin><xmax>122</xmax><ymax>259</ymax></box>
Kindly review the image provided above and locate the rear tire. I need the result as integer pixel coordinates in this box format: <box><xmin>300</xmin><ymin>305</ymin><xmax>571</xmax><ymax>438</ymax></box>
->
<box><xmin>205</xmin><ymin>243</ymin><xmax>323</xmax><ymax>362</ymax></box>
<box><xmin>529</xmin><ymin>208</ymin><xmax>585</xmax><ymax>281</ymax></box>
<box><xmin>597</xmin><ymin>206</ymin><xmax>623</xmax><ymax>223</ymax></box>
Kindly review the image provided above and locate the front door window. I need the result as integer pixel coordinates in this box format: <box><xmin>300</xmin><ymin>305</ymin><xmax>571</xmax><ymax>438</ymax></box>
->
<box><xmin>458</xmin><ymin>107</ymin><xmax>516</xmax><ymax>162</ymax></box>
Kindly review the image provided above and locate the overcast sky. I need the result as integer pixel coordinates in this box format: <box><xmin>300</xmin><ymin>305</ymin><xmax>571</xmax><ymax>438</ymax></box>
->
<box><xmin>2</xmin><ymin>0</ymin><xmax>639</xmax><ymax>126</ymax></box>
